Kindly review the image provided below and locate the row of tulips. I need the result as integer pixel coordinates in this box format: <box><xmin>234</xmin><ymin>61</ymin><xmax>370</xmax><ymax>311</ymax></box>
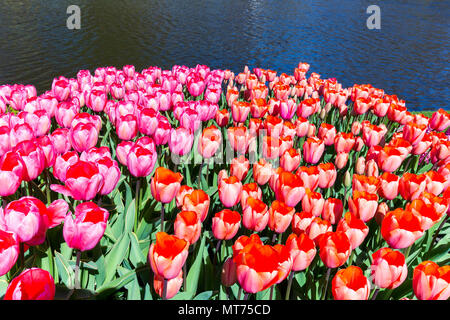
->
<box><xmin>0</xmin><ymin>61</ymin><xmax>448</xmax><ymax>300</ymax></box>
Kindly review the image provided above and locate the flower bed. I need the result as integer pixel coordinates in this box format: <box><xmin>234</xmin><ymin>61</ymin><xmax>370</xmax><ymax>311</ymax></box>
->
<box><xmin>0</xmin><ymin>63</ymin><xmax>449</xmax><ymax>300</ymax></box>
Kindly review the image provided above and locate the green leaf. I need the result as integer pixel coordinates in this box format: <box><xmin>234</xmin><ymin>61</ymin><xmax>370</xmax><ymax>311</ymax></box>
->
<box><xmin>143</xmin><ymin>283</ymin><xmax>153</xmax><ymax>300</ymax></box>
<box><xmin>54</xmin><ymin>251</ymin><xmax>75</xmax><ymax>289</ymax></box>
<box><xmin>104</xmin><ymin>233</ymin><xmax>130</xmax><ymax>284</ymax></box>
<box><xmin>194</xmin><ymin>291</ymin><xmax>214</xmax><ymax>300</ymax></box>
<box><xmin>118</xmin><ymin>266</ymin><xmax>141</xmax><ymax>300</ymax></box>
<box><xmin>124</xmin><ymin>198</ymin><xmax>136</xmax><ymax>234</ymax></box>
<box><xmin>0</xmin><ymin>277</ymin><xmax>8</xmax><ymax>298</ymax></box>
<box><xmin>129</xmin><ymin>232</ymin><xmax>147</xmax><ymax>268</ymax></box>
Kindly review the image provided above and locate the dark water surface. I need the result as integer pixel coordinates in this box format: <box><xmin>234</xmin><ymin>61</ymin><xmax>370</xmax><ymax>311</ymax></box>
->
<box><xmin>0</xmin><ymin>0</ymin><xmax>448</xmax><ymax>111</ymax></box>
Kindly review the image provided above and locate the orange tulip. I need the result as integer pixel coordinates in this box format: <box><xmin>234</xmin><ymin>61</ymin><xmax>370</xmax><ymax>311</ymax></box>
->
<box><xmin>149</xmin><ymin>232</ymin><xmax>189</xmax><ymax>280</ymax></box>
<box><xmin>174</xmin><ymin>211</ymin><xmax>201</xmax><ymax>245</ymax></box>
<box><xmin>150</xmin><ymin>167</ymin><xmax>183</xmax><ymax>204</ymax></box>
<box><xmin>318</xmin><ymin>231</ymin><xmax>352</xmax><ymax>268</ymax></box>
<box><xmin>413</xmin><ymin>261</ymin><xmax>450</xmax><ymax>300</ymax></box>
<box><xmin>212</xmin><ymin>209</ymin><xmax>241</xmax><ymax>240</ymax></box>
<box><xmin>332</xmin><ymin>266</ymin><xmax>370</xmax><ymax>300</ymax></box>
<box><xmin>181</xmin><ymin>189</ymin><xmax>210</xmax><ymax>222</ymax></box>
<box><xmin>268</xmin><ymin>200</ymin><xmax>295</xmax><ymax>234</ymax></box>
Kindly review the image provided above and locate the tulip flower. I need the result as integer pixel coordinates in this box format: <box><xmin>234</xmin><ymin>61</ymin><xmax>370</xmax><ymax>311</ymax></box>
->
<box><xmin>378</xmin><ymin>172</ymin><xmax>399</xmax><ymax>200</ymax></box>
<box><xmin>268</xmin><ymin>200</ymin><xmax>295</xmax><ymax>235</ymax></box>
<box><xmin>370</xmin><ymin>247</ymin><xmax>408</xmax><ymax>290</ymax></box>
<box><xmin>242</xmin><ymin>197</ymin><xmax>269</xmax><ymax>232</ymax></box>
<box><xmin>336</xmin><ymin>212</ymin><xmax>369</xmax><ymax>250</ymax></box>
<box><xmin>317</xmin><ymin>162</ymin><xmax>337</xmax><ymax>189</ymax></box>
<box><xmin>168</xmin><ymin>127</ymin><xmax>194</xmax><ymax>156</ymax></box>
<box><xmin>399</xmin><ymin>173</ymin><xmax>427</xmax><ymax>201</ymax></box>
<box><xmin>253</xmin><ymin>158</ymin><xmax>272</xmax><ymax>186</ymax></box>
<box><xmin>70</xmin><ymin>122</ymin><xmax>99</xmax><ymax>153</ymax></box>
<box><xmin>0</xmin><ymin>229</ymin><xmax>19</xmax><ymax>276</ymax></box>
<box><xmin>212</xmin><ymin>209</ymin><xmax>241</xmax><ymax>240</ymax></box>
<box><xmin>151</xmin><ymin>167</ymin><xmax>183</xmax><ymax>204</ymax></box>
<box><xmin>13</xmin><ymin>140</ymin><xmax>45</xmax><ymax>182</ymax></box>
<box><xmin>318</xmin><ymin>231</ymin><xmax>352</xmax><ymax>268</ymax></box>
<box><xmin>233</xmin><ymin>242</ymin><xmax>288</xmax><ymax>294</ymax></box>
<box><xmin>4</xmin><ymin>268</ymin><xmax>55</xmax><ymax>300</ymax></box>
<box><xmin>381</xmin><ymin>208</ymin><xmax>424</xmax><ymax>249</ymax></box>
<box><xmin>198</xmin><ymin>125</ymin><xmax>222</xmax><ymax>158</ymax></box>
<box><xmin>240</xmin><ymin>182</ymin><xmax>262</xmax><ymax>210</ymax></box>
<box><xmin>348</xmin><ymin>191</ymin><xmax>379</xmax><ymax>222</ymax></box>
<box><xmin>0</xmin><ymin>151</ymin><xmax>24</xmax><ymax>196</ymax></box>
<box><xmin>153</xmin><ymin>270</ymin><xmax>183</xmax><ymax>300</ymax></box>
<box><xmin>303</xmin><ymin>137</ymin><xmax>325</xmax><ymax>164</ymax></box>
<box><xmin>63</xmin><ymin>202</ymin><xmax>109</xmax><ymax>251</ymax></box>
<box><xmin>181</xmin><ymin>189</ymin><xmax>210</xmax><ymax>222</ymax></box>
<box><xmin>149</xmin><ymin>232</ymin><xmax>189</xmax><ymax>280</ymax></box>
<box><xmin>276</xmin><ymin>171</ymin><xmax>306</xmax><ymax>207</ymax></box>
<box><xmin>230</xmin><ymin>155</ymin><xmax>250</xmax><ymax>181</ymax></box>
<box><xmin>219</xmin><ymin>176</ymin><xmax>242</xmax><ymax>208</ymax></box>
<box><xmin>322</xmin><ymin>198</ymin><xmax>343</xmax><ymax>225</ymax></box>
<box><xmin>286</xmin><ymin>233</ymin><xmax>316</xmax><ymax>272</ymax></box>
<box><xmin>51</xmin><ymin>160</ymin><xmax>104</xmax><ymax>201</ymax></box>
<box><xmin>413</xmin><ymin>261</ymin><xmax>450</xmax><ymax>300</ymax></box>
<box><xmin>174</xmin><ymin>211</ymin><xmax>201</xmax><ymax>245</ymax></box>
<box><xmin>127</xmin><ymin>144</ymin><xmax>157</xmax><ymax>178</ymax></box>
<box><xmin>332</xmin><ymin>266</ymin><xmax>370</xmax><ymax>300</ymax></box>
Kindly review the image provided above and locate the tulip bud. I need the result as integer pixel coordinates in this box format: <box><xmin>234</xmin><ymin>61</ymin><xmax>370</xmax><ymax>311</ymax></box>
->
<box><xmin>344</xmin><ymin>171</ymin><xmax>351</xmax><ymax>188</ymax></box>
<box><xmin>221</xmin><ymin>258</ymin><xmax>237</xmax><ymax>287</ymax></box>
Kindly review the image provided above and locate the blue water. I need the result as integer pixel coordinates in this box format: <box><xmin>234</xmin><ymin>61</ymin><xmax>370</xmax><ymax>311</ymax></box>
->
<box><xmin>0</xmin><ymin>0</ymin><xmax>448</xmax><ymax>111</ymax></box>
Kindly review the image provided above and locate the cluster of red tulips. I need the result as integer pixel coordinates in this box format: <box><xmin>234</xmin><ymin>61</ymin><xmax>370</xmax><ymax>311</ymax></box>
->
<box><xmin>0</xmin><ymin>62</ymin><xmax>448</xmax><ymax>300</ymax></box>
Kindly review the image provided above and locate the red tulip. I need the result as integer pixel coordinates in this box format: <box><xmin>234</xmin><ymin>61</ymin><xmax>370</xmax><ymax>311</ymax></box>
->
<box><xmin>151</xmin><ymin>167</ymin><xmax>183</xmax><ymax>204</ymax></box>
<box><xmin>181</xmin><ymin>189</ymin><xmax>210</xmax><ymax>222</ymax></box>
<box><xmin>268</xmin><ymin>200</ymin><xmax>295</xmax><ymax>234</ymax></box>
<box><xmin>286</xmin><ymin>233</ymin><xmax>316</xmax><ymax>271</ymax></box>
<box><xmin>348</xmin><ymin>191</ymin><xmax>379</xmax><ymax>222</ymax></box>
<box><xmin>371</xmin><ymin>247</ymin><xmax>408</xmax><ymax>289</ymax></box>
<box><xmin>318</xmin><ymin>231</ymin><xmax>352</xmax><ymax>268</ymax></box>
<box><xmin>322</xmin><ymin>198</ymin><xmax>343</xmax><ymax>225</ymax></box>
<box><xmin>149</xmin><ymin>232</ymin><xmax>189</xmax><ymax>280</ymax></box>
<box><xmin>212</xmin><ymin>209</ymin><xmax>241</xmax><ymax>240</ymax></box>
<box><xmin>4</xmin><ymin>268</ymin><xmax>55</xmax><ymax>300</ymax></box>
<box><xmin>242</xmin><ymin>197</ymin><xmax>269</xmax><ymax>232</ymax></box>
<box><xmin>399</xmin><ymin>173</ymin><xmax>427</xmax><ymax>201</ymax></box>
<box><xmin>174</xmin><ymin>211</ymin><xmax>201</xmax><ymax>245</ymax></box>
<box><xmin>413</xmin><ymin>261</ymin><xmax>450</xmax><ymax>300</ymax></box>
<box><xmin>381</xmin><ymin>208</ymin><xmax>423</xmax><ymax>249</ymax></box>
<box><xmin>0</xmin><ymin>229</ymin><xmax>19</xmax><ymax>276</ymax></box>
<box><xmin>332</xmin><ymin>266</ymin><xmax>370</xmax><ymax>300</ymax></box>
<box><xmin>336</xmin><ymin>212</ymin><xmax>369</xmax><ymax>250</ymax></box>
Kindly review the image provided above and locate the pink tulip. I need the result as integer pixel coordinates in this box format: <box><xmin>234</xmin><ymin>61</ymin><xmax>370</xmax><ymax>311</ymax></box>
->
<box><xmin>70</xmin><ymin>122</ymin><xmax>99</xmax><ymax>153</ymax></box>
<box><xmin>4</xmin><ymin>268</ymin><xmax>55</xmax><ymax>300</ymax></box>
<box><xmin>50</xmin><ymin>160</ymin><xmax>104</xmax><ymax>201</ymax></box>
<box><xmin>0</xmin><ymin>229</ymin><xmax>19</xmax><ymax>276</ymax></box>
<box><xmin>126</xmin><ymin>144</ymin><xmax>157</xmax><ymax>178</ymax></box>
<box><xmin>168</xmin><ymin>127</ymin><xmax>194</xmax><ymax>156</ymax></box>
<box><xmin>63</xmin><ymin>202</ymin><xmax>109</xmax><ymax>251</ymax></box>
<box><xmin>14</xmin><ymin>140</ymin><xmax>45</xmax><ymax>182</ymax></box>
<box><xmin>0</xmin><ymin>151</ymin><xmax>24</xmax><ymax>196</ymax></box>
<box><xmin>116</xmin><ymin>114</ymin><xmax>138</xmax><ymax>141</ymax></box>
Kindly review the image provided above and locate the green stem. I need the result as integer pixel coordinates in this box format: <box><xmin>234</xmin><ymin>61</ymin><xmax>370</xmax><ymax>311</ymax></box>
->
<box><xmin>160</xmin><ymin>203</ymin><xmax>165</xmax><ymax>232</ymax></box>
<box><xmin>429</xmin><ymin>216</ymin><xmax>448</xmax><ymax>250</ymax></box>
<box><xmin>74</xmin><ymin>250</ymin><xmax>81</xmax><ymax>289</ymax></box>
<box><xmin>162</xmin><ymin>278</ymin><xmax>168</xmax><ymax>300</ymax></box>
<box><xmin>285</xmin><ymin>271</ymin><xmax>295</xmax><ymax>300</ymax></box>
<box><xmin>322</xmin><ymin>268</ymin><xmax>332</xmax><ymax>300</ymax></box>
<box><xmin>134</xmin><ymin>178</ymin><xmax>141</xmax><ymax>233</ymax></box>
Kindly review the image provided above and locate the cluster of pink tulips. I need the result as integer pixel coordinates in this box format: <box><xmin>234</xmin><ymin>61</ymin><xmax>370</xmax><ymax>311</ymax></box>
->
<box><xmin>0</xmin><ymin>61</ymin><xmax>448</xmax><ymax>300</ymax></box>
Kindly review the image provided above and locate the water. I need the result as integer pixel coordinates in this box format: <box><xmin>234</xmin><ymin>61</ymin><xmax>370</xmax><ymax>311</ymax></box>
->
<box><xmin>0</xmin><ymin>0</ymin><xmax>448</xmax><ymax>111</ymax></box>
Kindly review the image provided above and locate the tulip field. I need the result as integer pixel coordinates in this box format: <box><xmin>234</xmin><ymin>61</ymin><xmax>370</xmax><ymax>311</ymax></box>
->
<box><xmin>0</xmin><ymin>63</ymin><xmax>449</xmax><ymax>301</ymax></box>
